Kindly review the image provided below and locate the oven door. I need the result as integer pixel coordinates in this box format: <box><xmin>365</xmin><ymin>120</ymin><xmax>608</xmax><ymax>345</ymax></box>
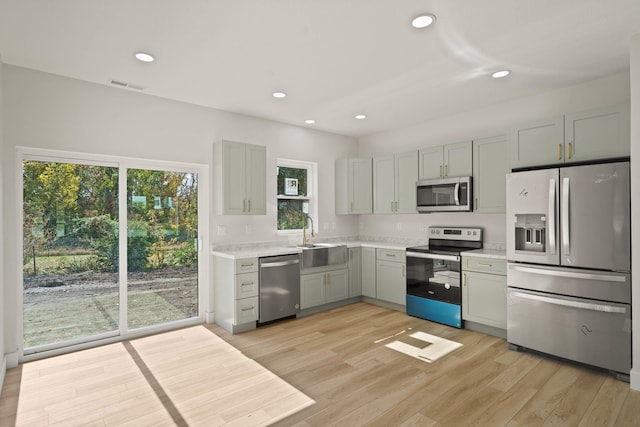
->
<box><xmin>406</xmin><ymin>251</ymin><xmax>461</xmax><ymax>304</ymax></box>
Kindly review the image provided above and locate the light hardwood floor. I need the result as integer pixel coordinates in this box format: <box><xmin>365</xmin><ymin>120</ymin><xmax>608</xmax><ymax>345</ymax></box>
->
<box><xmin>1</xmin><ymin>302</ymin><xmax>638</xmax><ymax>426</ymax></box>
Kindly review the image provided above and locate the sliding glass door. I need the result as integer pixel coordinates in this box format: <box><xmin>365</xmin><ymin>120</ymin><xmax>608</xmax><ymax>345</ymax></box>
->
<box><xmin>22</xmin><ymin>155</ymin><xmax>204</xmax><ymax>355</ymax></box>
<box><xmin>126</xmin><ymin>169</ymin><xmax>199</xmax><ymax>330</ymax></box>
<box><xmin>23</xmin><ymin>160</ymin><xmax>120</xmax><ymax>351</ymax></box>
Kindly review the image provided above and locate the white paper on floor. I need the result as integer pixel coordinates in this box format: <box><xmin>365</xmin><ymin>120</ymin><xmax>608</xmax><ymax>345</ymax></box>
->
<box><xmin>385</xmin><ymin>331</ymin><xmax>462</xmax><ymax>363</ymax></box>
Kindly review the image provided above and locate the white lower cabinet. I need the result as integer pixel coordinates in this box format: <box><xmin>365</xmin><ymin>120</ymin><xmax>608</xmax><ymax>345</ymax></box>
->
<box><xmin>213</xmin><ymin>255</ymin><xmax>260</xmax><ymax>333</ymax></box>
<box><xmin>348</xmin><ymin>247</ymin><xmax>362</xmax><ymax>297</ymax></box>
<box><xmin>361</xmin><ymin>247</ymin><xmax>377</xmax><ymax>298</ymax></box>
<box><xmin>234</xmin><ymin>296</ymin><xmax>259</xmax><ymax>325</ymax></box>
<box><xmin>301</xmin><ymin>267</ymin><xmax>349</xmax><ymax>309</ymax></box>
<box><xmin>462</xmin><ymin>256</ymin><xmax>507</xmax><ymax>329</ymax></box>
<box><xmin>375</xmin><ymin>249</ymin><xmax>406</xmax><ymax>306</ymax></box>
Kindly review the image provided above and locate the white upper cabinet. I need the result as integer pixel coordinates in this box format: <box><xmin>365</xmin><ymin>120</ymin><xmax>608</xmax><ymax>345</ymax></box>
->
<box><xmin>510</xmin><ymin>104</ymin><xmax>630</xmax><ymax>169</ymax></box>
<box><xmin>564</xmin><ymin>104</ymin><xmax>630</xmax><ymax>163</ymax></box>
<box><xmin>373</xmin><ymin>151</ymin><xmax>418</xmax><ymax>214</ymax></box>
<box><xmin>214</xmin><ymin>140</ymin><xmax>266</xmax><ymax>215</ymax></box>
<box><xmin>473</xmin><ymin>135</ymin><xmax>509</xmax><ymax>213</ymax></box>
<box><xmin>419</xmin><ymin>141</ymin><xmax>472</xmax><ymax>180</ymax></box>
<box><xmin>335</xmin><ymin>158</ymin><xmax>372</xmax><ymax>214</ymax></box>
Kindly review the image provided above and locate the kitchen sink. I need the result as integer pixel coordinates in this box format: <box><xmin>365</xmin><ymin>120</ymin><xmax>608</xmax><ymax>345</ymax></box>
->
<box><xmin>296</xmin><ymin>243</ymin><xmax>348</xmax><ymax>270</ymax></box>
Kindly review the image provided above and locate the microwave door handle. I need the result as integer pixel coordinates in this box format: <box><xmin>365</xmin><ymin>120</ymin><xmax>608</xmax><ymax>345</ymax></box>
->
<box><xmin>548</xmin><ymin>178</ymin><xmax>556</xmax><ymax>255</ymax></box>
<box><xmin>454</xmin><ymin>182</ymin><xmax>460</xmax><ymax>206</ymax></box>
<box><xmin>562</xmin><ymin>177</ymin><xmax>570</xmax><ymax>255</ymax></box>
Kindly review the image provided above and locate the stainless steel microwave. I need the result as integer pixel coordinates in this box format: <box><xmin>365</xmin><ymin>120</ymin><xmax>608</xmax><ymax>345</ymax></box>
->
<box><xmin>416</xmin><ymin>176</ymin><xmax>473</xmax><ymax>213</ymax></box>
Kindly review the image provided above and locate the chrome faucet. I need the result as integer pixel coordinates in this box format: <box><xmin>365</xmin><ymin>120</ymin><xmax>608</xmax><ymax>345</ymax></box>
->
<box><xmin>302</xmin><ymin>215</ymin><xmax>314</xmax><ymax>245</ymax></box>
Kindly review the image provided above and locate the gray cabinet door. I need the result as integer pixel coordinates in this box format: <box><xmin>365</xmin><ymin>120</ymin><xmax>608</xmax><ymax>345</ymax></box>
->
<box><xmin>246</xmin><ymin>143</ymin><xmax>266</xmax><ymax>214</ymax></box>
<box><xmin>376</xmin><ymin>260</ymin><xmax>406</xmax><ymax>305</ymax></box>
<box><xmin>510</xmin><ymin>116</ymin><xmax>564</xmax><ymax>169</ymax></box>
<box><xmin>350</xmin><ymin>158</ymin><xmax>373</xmax><ymax>214</ymax></box>
<box><xmin>473</xmin><ymin>135</ymin><xmax>508</xmax><ymax>213</ymax></box>
<box><xmin>462</xmin><ymin>270</ymin><xmax>507</xmax><ymax>328</ymax></box>
<box><xmin>348</xmin><ymin>248</ymin><xmax>362</xmax><ymax>297</ymax></box>
<box><xmin>335</xmin><ymin>158</ymin><xmax>372</xmax><ymax>215</ymax></box>
<box><xmin>300</xmin><ymin>272</ymin><xmax>326</xmax><ymax>309</ymax></box>
<box><xmin>418</xmin><ymin>146</ymin><xmax>444</xmax><ymax>180</ymax></box>
<box><xmin>222</xmin><ymin>140</ymin><xmax>248</xmax><ymax>215</ymax></box>
<box><xmin>443</xmin><ymin>141</ymin><xmax>472</xmax><ymax>177</ymax></box>
<box><xmin>361</xmin><ymin>247</ymin><xmax>377</xmax><ymax>298</ymax></box>
<box><xmin>373</xmin><ymin>155</ymin><xmax>395</xmax><ymax>213</ymax></box>
<box><xmin>564</xmin><ymin>104</ymin><xmax>630</xmax><ymax>163</ymax></box>
<box><xmin>326</xmin><ymin>269</ymin><xmax>349</xmax><ymax>303</ymax></box>
<box><xmin>395</xmin><ymin>151</ymin><xmax>418</xmax><ymax>213</ymax></box>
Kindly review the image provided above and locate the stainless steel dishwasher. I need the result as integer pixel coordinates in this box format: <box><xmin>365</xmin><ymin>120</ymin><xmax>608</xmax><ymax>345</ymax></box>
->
<box><xmin>258</xmin><ymin>254</ymin><xmax>301</xmax><ymax>324</ymax></box>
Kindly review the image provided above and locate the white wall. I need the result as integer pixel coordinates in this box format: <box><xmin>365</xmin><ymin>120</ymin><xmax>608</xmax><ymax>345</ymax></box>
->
<box><xmin>629</xmin><ymin>33</ymin><xmax>640</xmax><ymax>391</ymax></box>
<box><xmin>2</xmin><ymin>65</ymin><xmax>358</xmax><ymax>363</ymax></box>
<box><xmin>357</xmin><ymin>72</ymin><xmax>631</xmax><ymax>249</ymax></box>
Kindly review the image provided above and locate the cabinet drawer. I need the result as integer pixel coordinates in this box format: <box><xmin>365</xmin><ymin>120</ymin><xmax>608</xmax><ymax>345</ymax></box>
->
<box><xmin>462</xmin><ymin>256</ymin><xmax>506</xmax><ymax>275</ymax></box>
<box><xmin>376</xmin><ymin>248</ymin><xmax>406</xmax><ymax>263</ymax></box>
<box><xmin>235</xmin><ymin>257</ymin><xmax>258</xmax><ymax>274</ymax></box>
<box><xmin>234</xmin><ymin>296</ymin><xmax>259</xmax><ymax>324</ymax></box>
<box><xmin>235</xmin><ymin>272</ymin><xmax>259</xmax><ymax>299</ymax></box>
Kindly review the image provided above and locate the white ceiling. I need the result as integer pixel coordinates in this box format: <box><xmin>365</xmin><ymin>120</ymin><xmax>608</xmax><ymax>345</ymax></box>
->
<box><xmin>1</xmin><ymin>0</ymin><xmax>639</xmax><ymax>138</ymax></box>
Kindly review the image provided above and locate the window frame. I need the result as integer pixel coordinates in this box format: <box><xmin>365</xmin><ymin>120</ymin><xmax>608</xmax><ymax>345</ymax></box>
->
<box><xmin>276</xmin><ymin>158</ymin><xmax>318</xmax><ymax>236</ymax></box>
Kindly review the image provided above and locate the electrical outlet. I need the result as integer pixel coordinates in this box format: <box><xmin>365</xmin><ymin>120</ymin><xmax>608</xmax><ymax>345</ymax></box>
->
<box><xmin>217</xmin><ymin>225</ymin><xmax>227</xmax><ymax>236</ymax></box>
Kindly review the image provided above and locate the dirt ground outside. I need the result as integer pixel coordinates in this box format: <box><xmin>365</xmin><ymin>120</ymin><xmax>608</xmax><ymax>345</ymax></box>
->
<box><xmin>23</xmin><ymin>265</ymin><xmax>198</xmax><ymax>348</ymax></box>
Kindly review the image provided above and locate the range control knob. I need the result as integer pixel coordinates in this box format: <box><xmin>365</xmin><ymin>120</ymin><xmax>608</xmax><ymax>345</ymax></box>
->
<box><xmin>444</xmin><ymin>283</ymin><xmax>451</xmax><ymax>290</ymax></box>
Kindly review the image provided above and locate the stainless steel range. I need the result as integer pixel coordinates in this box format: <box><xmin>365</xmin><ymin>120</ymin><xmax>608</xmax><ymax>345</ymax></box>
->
<box><xmin>406</xmin><ymin>226</ymin><xmax>482</xmax><ymax>328</ymax></box>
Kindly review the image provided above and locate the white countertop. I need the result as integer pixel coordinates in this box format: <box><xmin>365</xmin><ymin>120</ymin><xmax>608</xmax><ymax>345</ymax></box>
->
<box><xmin>463</xmin><ymin>248</ymin><xmax>507</xmax><ymax>260</ymax></box>
<box><xmin>211</xmin><ymin>240</ymin><xmax>410</xmax><ymax>259</ymax></box>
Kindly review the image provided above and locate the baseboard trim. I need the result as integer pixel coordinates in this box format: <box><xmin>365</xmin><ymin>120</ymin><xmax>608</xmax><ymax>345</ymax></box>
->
<box><xmin>631</xmin><ymin>368</ymin><xmax>640</xmax><ymax>391</ymax></box>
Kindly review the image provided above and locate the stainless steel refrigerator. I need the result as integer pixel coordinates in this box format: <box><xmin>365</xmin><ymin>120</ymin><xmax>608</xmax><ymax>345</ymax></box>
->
<box><xmin>506</xmin><ymin>160</ymin><xmax>631</xmax><ymax>379</ymax></box>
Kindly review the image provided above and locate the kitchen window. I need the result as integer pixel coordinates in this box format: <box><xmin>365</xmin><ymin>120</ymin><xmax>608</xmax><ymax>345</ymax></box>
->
<box><xmin>277</xmin><ymin>159</ymin><xmax>317</xmax><ymax>234</ymax></box>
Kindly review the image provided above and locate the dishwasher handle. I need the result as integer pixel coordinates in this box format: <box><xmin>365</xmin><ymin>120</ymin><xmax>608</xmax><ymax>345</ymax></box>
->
<box><xmin>260</xmin><ymin>258</ymin><xmax>300</xmax><ymax>268</ymax></box>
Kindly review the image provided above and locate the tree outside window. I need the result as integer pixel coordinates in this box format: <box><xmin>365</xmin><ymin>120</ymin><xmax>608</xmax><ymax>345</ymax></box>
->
<box><xmin>277</xmin><ymin>160</ymin><xmax>316</xmax><ymax>233</ymax></box>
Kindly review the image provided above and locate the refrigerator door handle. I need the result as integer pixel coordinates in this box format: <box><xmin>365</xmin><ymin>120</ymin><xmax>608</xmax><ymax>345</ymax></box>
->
<box><xmin>509</xmin><ymin>265</ymin><xmax>628</xmax><ymax>283</ymax></box>
<box><xmin>511</xmin><ymin>291</ymin><xmax>627</xmax><ymax>314</ymax></box>
<box><xmin>454</xmin><ymin>183</ymin><xmax>460</xmax><ymax>206</ymax></box>
<box><xmin>562</xmin><ymin>177</ymin><xmax>570</xmax><ymax>255</ymax></box>
<box><xmin>548</xmin><ymin>178</ymin><xmax>556</xmax><ymax>255</ymax></box>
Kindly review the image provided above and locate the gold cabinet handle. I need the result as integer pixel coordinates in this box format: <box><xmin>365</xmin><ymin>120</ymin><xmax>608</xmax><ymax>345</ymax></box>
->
<box><xmin>474</xmin><ymin>198</ymin><xmax>477</xmax><ymax>211</ymax></box>
<box><xmin>350</xmin><ymin>202</ymin><xmax>353</xmax><ymax>213</ymax></box>
<box><xmin>477</xmin><ymin>263</ymin><xmax>492</xmax><ymax>268</ymax></box>
<box><xmin>445</xmin><ymin>164</ymin><xmax>448</xmax><ymax>177</ymax></box>
<box><xmin>567</xmin><ymin>142</ymin><xmax>572</xmax><ymax>159</ymax></box>
<box><xmin>557</xmin><ymin>144</ymin><xmax>562</xmax><ymax>160</ymax></box>
<box><xmin>243</xmin><ymin>200</ymin><xmax>246</xmax><ymax>213</ymax></box>
<box><xmin>402</xmin><ymin>265</ymin><xmax>406</xmax><ymax>277</ymax></box>
<box><xmin>463</xmin><ymin>273</ymin><xmax>466</xmax><ymax>286</ymax></box>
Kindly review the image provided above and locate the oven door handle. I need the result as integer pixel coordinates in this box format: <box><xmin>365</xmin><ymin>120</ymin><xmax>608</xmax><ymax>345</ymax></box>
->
<box><xmin>406</xmin><ymin>251</ymin><xmax>460</xmax><ymax>262</ymax></box>
<box><xmin>511</xmin><ymin>291</ymin><xmax>627</xmax><ymax>314</ymax></box>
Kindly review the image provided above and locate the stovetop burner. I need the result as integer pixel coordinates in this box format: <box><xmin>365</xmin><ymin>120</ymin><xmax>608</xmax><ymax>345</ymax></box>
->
<box><xmin>407</xmin><ymin>226</ymin><xmax>483</xmax><ymax>254</ymax></box>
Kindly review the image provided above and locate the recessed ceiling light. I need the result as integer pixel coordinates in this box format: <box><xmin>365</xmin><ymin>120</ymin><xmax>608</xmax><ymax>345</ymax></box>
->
<box><xmin>135</xmin><ymin>52</ymin><xmax>155</xmax><ymax>63</ymax></box>
<box><xmin>355</xmin><ymin>114</ymin><xmax>367</xmax><ymax>120</ymax></box>
<box><xmin>411</xmin><ymin>14</ymin><xmax>436</xmax><ymax>29</ymax></box>
<box><xmin>305</xmin><ymin>119</ymin><xmax>316</xmax><ymax>124</ymax></box>
<box><xmin>492</xmin><ymin>70</ymin><xmax>511</xmax><ymax>78</ymax></box>
<box><xmin>272</xmin><ymin>92</ymin><xmax>287</xmax><ymax>98</ymax></box>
